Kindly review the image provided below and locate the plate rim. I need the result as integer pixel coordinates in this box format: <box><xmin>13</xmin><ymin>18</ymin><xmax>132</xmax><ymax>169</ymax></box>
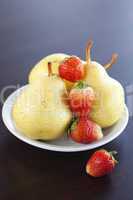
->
<box><xmin>2</xmin><ymin>85</ymin><xmax>129</xmax><ymax>152</ymax></box>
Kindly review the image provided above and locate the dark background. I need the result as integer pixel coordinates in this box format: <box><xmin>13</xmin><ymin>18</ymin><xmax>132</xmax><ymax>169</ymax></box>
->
<box><xmin>0</xmin><ymin>0</ymin><xmax>133</xmax><ymax>199</ymax></box>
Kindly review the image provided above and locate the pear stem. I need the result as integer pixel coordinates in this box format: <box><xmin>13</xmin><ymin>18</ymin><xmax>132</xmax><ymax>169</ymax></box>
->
<box><xmin>48</xmin><ymin>62</ymin><xmax>52</xmax><ymax>76</ymax></box>
<box><xmin>104</xmin><ymin>53</ymin><xmax>118</xmax><ymax>69</ymax></box>
<box><xmin>86</xmin><ymin>39</ymin><xmax>93</xmax><ymax>65</ymax></box>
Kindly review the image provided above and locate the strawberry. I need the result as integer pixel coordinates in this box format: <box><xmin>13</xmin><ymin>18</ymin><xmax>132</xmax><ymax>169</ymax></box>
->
<box><xmin>59</xmin><ymin>56</ymin><xmax>85</xmax><ymax>82</ymax></box>
<box><xmin>86</xmin><ymin>149</ymin><xmax>118</xmax><ymax>177</ymax></box>
<box><xmin>69</xmin><ymin>81</ymin><xmax>95</xmax><ymax>116</ymax></box>
<box><xmin>69</xmin><ymin>117</ymin><xmax>103</xmax><ymax>144</ymax></box>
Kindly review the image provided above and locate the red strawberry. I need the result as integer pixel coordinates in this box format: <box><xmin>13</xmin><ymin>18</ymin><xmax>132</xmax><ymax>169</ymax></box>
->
<box><xmin>59</xmin><ymin>56</ymin><xmax>85</xmax><ymax>82</ymax></box>
<box><xmin>69</xmin><ymin>81</ymin><xmax>95</xmax><ymax>116</ymax></box>
<box><xmin>69</xmin><ymin>117</ymin><xmax>103</xmax><ymax>144</ymax></box>
<box><xmin>86</xmin><ymin>149</ymin><xmax>118</xmax><ymax>177</ymax></box>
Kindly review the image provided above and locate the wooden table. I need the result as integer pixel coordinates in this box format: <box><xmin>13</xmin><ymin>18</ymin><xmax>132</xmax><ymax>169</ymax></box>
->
<box><xmin>0</xmin><ymin>0</ymin><xmax>133</xmax><ymax>199</ymax></box>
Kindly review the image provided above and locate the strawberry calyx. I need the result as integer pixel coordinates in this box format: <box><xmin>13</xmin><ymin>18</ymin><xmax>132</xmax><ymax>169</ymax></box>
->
<box><xmin>68</xmin><ymin>117</ymin><xmax>79</xmax><ymax>135</ymax></box>
<box><xmin>109</xmin><ymin>151</ymin><xmax>118</xmax><ymax>164</ymax></box>
<box><xmin>74</xmin><ymin>81</ymin><xmax>89</xmax><ymax>89</ymax></box>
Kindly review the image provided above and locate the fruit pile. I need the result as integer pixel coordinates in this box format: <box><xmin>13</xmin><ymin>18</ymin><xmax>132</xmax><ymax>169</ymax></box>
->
<box><xmin>12</xmin><ymin>39</ymin><xmax>125</xmax><ymax>177</ymax></box>
<box><xmin>68</xmin><ymin>81</ymin><xmax>103</xmax><ymax>143</ymax></box>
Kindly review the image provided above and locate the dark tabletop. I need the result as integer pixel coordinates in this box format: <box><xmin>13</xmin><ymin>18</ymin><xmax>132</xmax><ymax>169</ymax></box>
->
<box><xmin>0</xmin><ymin>0</ymin><xmax>133</xmax><ymax>199</ymax></box>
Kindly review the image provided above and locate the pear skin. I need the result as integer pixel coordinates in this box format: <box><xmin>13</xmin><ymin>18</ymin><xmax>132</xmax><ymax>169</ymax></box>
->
<box><xmin>13</xmin><ymin>71</ymin><xmax>72</xmax><ymax>140</ymax></box>
<box><xmin>29</xmin><ymin>53</ymin><xmax>74</xmax><ymax>91</ymax></box>
<box><xmin>84</xmin><ymin>40</ymin><xmax>125</xmax><ymax>128</ymax></box>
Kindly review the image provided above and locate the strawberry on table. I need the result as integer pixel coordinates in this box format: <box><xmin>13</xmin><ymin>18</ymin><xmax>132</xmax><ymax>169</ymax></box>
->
<box><xmin>59</xmin><ymin>56</ymin><xmax>85</xmax><ymax>82</ymax></box>
<box><xmin>86</xmin><ymin>149</ymin><xmax>118</xmax><ymax>177</ymax></box>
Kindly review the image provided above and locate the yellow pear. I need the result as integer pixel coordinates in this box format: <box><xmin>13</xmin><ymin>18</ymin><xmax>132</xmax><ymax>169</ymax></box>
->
<box><xmin>29</xmin><ymin>53</ymin><xmax>74</xmax><ymax>90</ymax></box>
<box><xmin>84</xmin><ymin>40</ymin><xmax>125</xmax><ymax>128</ymax></box>
<box><xmin>12</xmin><ymin>63</ymin><xmax>72</xmax><ymax>140</ymax></box>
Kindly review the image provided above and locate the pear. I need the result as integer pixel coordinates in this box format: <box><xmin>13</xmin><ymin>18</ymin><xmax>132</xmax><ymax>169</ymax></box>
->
<box><xmin>29</xmin><ymin>53</ymin><xmax>74</xmax><ymax>90</ymax></box>
<box><xmin>12</xmin><ymin>62</ymin><xmax>72</xmax><ymax>140</ymax></box>
<box><xmin>84</xmin><ymin>40</ymin><xmax>125</xmax><ymax>128</ymax></box>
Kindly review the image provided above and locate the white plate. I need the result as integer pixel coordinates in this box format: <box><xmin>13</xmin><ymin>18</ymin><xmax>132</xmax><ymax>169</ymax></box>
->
<box><xmin>2</xmin><ymin>85</ymin><xmax>129</xmax><ymax>152</ymax></box>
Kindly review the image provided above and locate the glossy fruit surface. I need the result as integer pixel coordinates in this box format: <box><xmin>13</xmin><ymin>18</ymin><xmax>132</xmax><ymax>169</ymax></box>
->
<box><xmin>59</xmin><ymin>56</ymin><xmax>85</xmax><ymax>82</ymax></box>
<box><xmin>13</xmin><ymin>63</ymin><xmax>72</xmax><ymax>140</ymax></box>
<box><xmin>69</xmin><ymin>117</ymin><xmax>103</xmax><ymax>144</ymax></box>
<box><xmin>84</xmin><ymin>40</ymin><xmax>125</xmax><ymax>128</ymax></box>
<box><xmin>86</xmin><ymin>149</ymin><xmax>117</xmax><ymax>177</ymax></box>
<box><xmin>29</xmin><ymin>53</ymin><xmax>74</xmax><ymax>91</ymax></box>
<box><xmin>69</xmin><ymin>81</ymin><xmax>95</xmax><ymax>115</ymax></box>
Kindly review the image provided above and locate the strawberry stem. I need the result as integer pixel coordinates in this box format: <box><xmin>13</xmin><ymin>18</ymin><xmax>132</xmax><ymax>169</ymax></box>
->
<box><xmin>109</xmin><ymin>151</ymin><xmax>117</xmax><ymax>155</ymax></box>
<box><xmin>109</xmin><ymin>151</ymin><xmax>118</xmax><ymax>164</ymax></box>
